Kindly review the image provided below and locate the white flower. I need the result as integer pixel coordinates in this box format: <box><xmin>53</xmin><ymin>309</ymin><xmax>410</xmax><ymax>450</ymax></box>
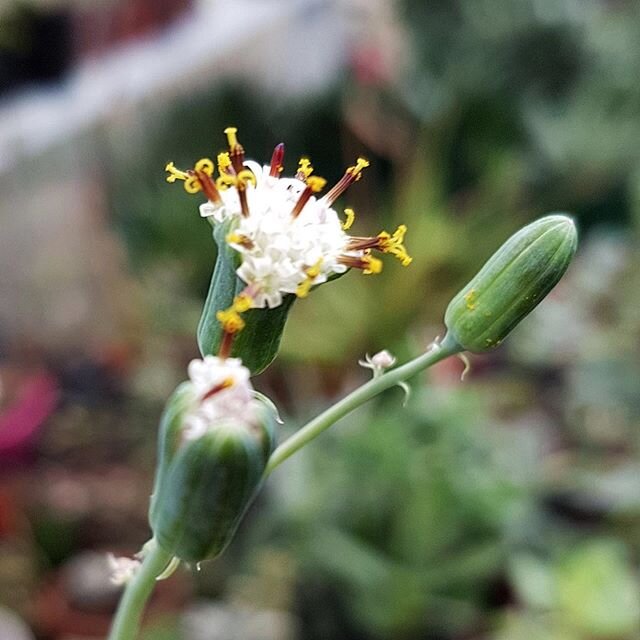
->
<box><xmin>182</xmin><ymin>356</ymin><xmax>258</xmax><ymax>440</ymax></box>
<box><xmin>107</xmin><ymin>554</ymin><xmax>141</xmax><ymax>586</ymax></box>
<box><xmin>166</xmin><ymin>127</ymin><xmax>412</xmax><ymax>330</ymax></box>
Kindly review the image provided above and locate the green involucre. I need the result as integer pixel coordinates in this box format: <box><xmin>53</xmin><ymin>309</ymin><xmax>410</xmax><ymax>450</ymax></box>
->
<box><xmin>149</xmin><ymin>393</ymin><xmax>276</xmax><ymax>563</ymax></box>
<box><xmin>148</xmin><ymin>382</ymin><xmax>195</xmax><ymax>527</ymax></box>
<box><xmin>444</xmin><ymin>214</ymin><xmax>577</xmax><ymax>353</ymax></box>
<box><xmin>197</xmin><ymin>221</ymin><xmax>296</xmax><ymax>375</ymax></box>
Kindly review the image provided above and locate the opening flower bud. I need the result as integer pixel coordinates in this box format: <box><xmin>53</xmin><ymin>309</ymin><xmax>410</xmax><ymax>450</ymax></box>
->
<box><xmin>443</xmin><ymin>214</ymin><xmax>577</xmax><ymax>353</ymax></box>
<box><xmin>149</xmin><ymin>357</ymin><xmax>276</xmax><ymax>563</ymax></box>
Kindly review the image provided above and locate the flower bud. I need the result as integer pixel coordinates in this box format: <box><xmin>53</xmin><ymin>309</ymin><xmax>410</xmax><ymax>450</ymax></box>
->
<box><xmin>149</xmin><ymin>357</ymin><xmax>276</xmax><ymax>563</ymax></box>
<box><xmin>443</xmin><ymin>214</ymin><xmax>577</xmax><ymax>353</ymax></box>
<box><xmin>197</xmin><ymin>221</ymin><xmax>295</xmax><ymax>375</ymax></box>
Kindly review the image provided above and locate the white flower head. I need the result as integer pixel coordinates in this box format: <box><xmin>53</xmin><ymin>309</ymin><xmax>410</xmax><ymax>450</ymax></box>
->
<box><xmin>182</xmin><ymin>356</ymin><xmax>258</xmax><ymax>440</ymax></box>
<box><xmin>107</xmin><ymin>553</ymin><xmax>142</xmax><ymax>586</ymax></box>
<box><xmin>166</xmin><ymin>127</ymin><xmax>413</xmax><ymax>337</ymax></box>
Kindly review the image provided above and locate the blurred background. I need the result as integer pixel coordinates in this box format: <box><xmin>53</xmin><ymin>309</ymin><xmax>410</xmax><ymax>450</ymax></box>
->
<box><xmin>1</xmin><ymin>0</ymin><xmax>640</xmax><ymax>638</ymax></box>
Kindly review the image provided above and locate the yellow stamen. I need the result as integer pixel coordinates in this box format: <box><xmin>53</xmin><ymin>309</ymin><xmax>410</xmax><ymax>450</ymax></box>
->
<box><xmin>165</xmin><ymin>161</ymin><xmax>190</xmax><ymax>183</ymax></box>
<box><xmin>184</xmin><ymin>176</ymin><xmax>202</xmax><ymax>194</ymax></box>
<box><xmin>237</xmin><ymin>169</ymin><xmax>257</xmax><ymax>188</ymax></box>
<box><xmin>216</xmin><ymin>308</ymin><xmax>245</xmax><ymax>334</ymax></box>
<box><xmin>224</xmin><ymin>126</ymin><xmax>239</xmax><ymax>149</ymax></box>
<box><xmin>296</xmin><ymin>259</ymin><xmax>323</xmax><ymax>298</ymax></box>
<box><xmin>342</xmin><ymin>208</ymin><xmax>355</xmax><ymax>230</ymax></box>
<box><xmin>291</xmin><ymin>176</ymin><xmax>326</xmax><ymax>217</ymax></box>
<box><xmin>215</xmin><ymin>291</ymin><xmax>254</xmax><ymax>333</ymax></box>
<box><xmin>297</xmin><ymin>158</ymin><xmax>313</xmax><ymax>179</ymax></box>
<box><xmin>216</xmin><ymin>169</ymin><xmax>257</xmax><ymax>192</ymax></box>
<box><xmin>217</xmin><ymin>152</ymin><xmax>232</xmax><ymax>174</ymax></box>
<box><xmin>377</xmin><ymin>224</ymin><xmax>412</xmax><ymax>266</ymax></box>
<box><xmin>322</xmin><ymin>157</ymin><xmax>370</xmax><ymax>205</ymax></box>
<box><xmin>194</xmin><ymin>158</ymin><xmax>214</xmax><ymax>176</ymax></box>
<box><xmin>232</xmin><ymin>293</ymin><xmax>253</xmax><ymax>313</ymax></box>
<box><xmin>226</xmin><ymin>232</ymin><xmax>254</xmax><ymax>249</ymax></box>
<box><xmin>166</xmin><ymin>159</ymin><xmax>220</xmax><ymax>200</ymax></box>
<box><xmin>363</xmin><ymin>254</ymin><xmax>383</xmax><ymax>275</ymax></box>
<box><xmin>306</xmin><ymin>176</ymin><xmax>327</xmax><ymax>193</ymax></box>
<box><xmin>347</xmin><ymin>157</ymin><xmax>370</xmax><ymax>179</ymax></box>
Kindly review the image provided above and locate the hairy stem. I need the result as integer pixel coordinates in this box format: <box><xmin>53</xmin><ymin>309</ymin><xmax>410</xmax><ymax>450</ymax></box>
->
<box><xmin>265</xmin><ymin>333</ymin><xmax>461</xmax><ymax>475</ymax></box>
<box><xmin>107</xmin><ymin>539</ymin><xmax>173</xmax><ymax>640</ymax></box>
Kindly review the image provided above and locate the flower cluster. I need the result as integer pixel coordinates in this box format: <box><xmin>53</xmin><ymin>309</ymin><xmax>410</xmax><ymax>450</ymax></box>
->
<box><xmin>182</xmin><ymin>356</ymin><xmax>257</xmax><ymax>440</ymax></box>
<box><xmin>166</xmin><ymin>127</ymin><xmax>412</xmax><ymax>348</ymax></box>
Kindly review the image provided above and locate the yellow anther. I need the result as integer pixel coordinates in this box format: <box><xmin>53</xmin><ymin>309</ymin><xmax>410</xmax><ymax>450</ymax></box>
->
<box><xmin>233</xmin><ymin>293</ymin><xmax>253</xmax><ymax>313</ymax></box>
<box><xmin>297</xmin><ymin>158</ymin><xmax>313</xmax><ymax>179</ymax></box>
<box><xmin>184</xmin><ymin>175</ymin><xmax>202</xmax><ymax>194</ymax></box>
<box><xmin>216</xmin><ymin>308</ymin><xmax>245</xmax><ymax>334</ymax></box>
<box><xmin>226</xmin><ymin>232</ymin><xmax>254</xmax><ymax>249</ymax></box>
<box><xmin>166</xmin><ymin>160</ymin><xmax>216</xmax><ymax>196</ymax></box>
<box><xmin>224</xmin><ymin>126</ymin><xmax>239</xmax><ymax>149</ymax></box>
<box><xmin>226</xmin><ymin>233</ymin><xmax>244</xmax><ymax>244</ymax></box>
<box><xmin>194</xmin><ymin>158</ymin><xmax>214</xmax><ymax>176</ymax></box>
<box><xmin>216</xmin><ymin>169</ymin><xmax>257</xmax><ymax>191</ymax></box>
<box><xmin>296</xmin><ymin>281</ymin><xmax>313</xmax><ymax>298</ymax></box>
<box><xmin>215</xmin><ymin>292</ymin><xmax>253</xmax><ymax>333</ymax></box>
<box><xmin>236</xmin><ymin>169</ymin><xmax>257</xmax><ymax>188</ymax></box>
<box><xmin>217</xmin><ymin>152</ymin><xmax>232</xmax><ymax>174</ymax></box>
<box><xmin>216</xmin><ymin>173</ymin><xmax>235</xmax><ymax>190</ymax></box>
<box><xmin>165</xmin><ymin>161</ymin><xmax>190</xmax><ymax>183</ymax></box>
<box><xmin>306</xmin><ymin>259</ymin><xmax>323</xmax><ymax>278</ymax></box>
<box><xmin>363</xmin><ymin>254</ymin><xmax>383</xmax><ymax>275</ymax></box>
<box><xmin>377</xmin><ymin>224</ymin><xmax>412</xmax><ymax>266</ymax></box>
<box><xmin>342</xmin><ymin>208</ymin><xmax>355</xmax><ymax>230</ymax></box>
<box><xmin>296</xmin><ymin>259</ymin><xmax>323</xmax><ymax>298</ymax></box>
<box><xmin>306</xmin><ymin>176</ymin><xmax>327</xmax><ymax>193</ymax></box>
<box><xmin>347</xmin><ymin>157</ymin><xmax>370</xmax><ymax>178</ymax></box>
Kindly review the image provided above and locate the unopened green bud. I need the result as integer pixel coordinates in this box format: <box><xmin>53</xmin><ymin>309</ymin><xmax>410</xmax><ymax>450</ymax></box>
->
<box><xmin>444</xmin><ymin>214</ymin><xmax>577</xmax><ymax>353</ymax></box>
<box><xmin>197</xmin><ymin>221</ymin><xmax>295</xmax><ymax>375</ymax></box>
<box><xmin>149</xmin><ymin>357</ymin><xmax>276</xmax><ymax>563</ymax></box>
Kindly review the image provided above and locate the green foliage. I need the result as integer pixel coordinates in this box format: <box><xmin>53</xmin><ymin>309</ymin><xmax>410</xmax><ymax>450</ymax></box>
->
<box><xmin>262</xmin><ymin>386</ymin><xmax>530</xmax><ymax>637</ymax></box>
<box><xmin>505</xmin><ymin>540</ymin><xmax>640</xmax><ymax>639</ymax></box>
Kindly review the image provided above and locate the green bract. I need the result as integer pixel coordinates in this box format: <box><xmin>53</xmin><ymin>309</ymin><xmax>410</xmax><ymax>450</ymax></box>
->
<box><xmin>149</xmin><ymin>389</ymin><xmax>276</xmax><ymax>563</ymax></box>
<box><xmin>197</xmin><ymin>221</ymin><xmax>295</xmax><ymax>375</ymax></box>
<box><xmin>148</xmin><ymin>382</ymin><xmax>195</xmax><ymax>528</ymax></box>
<box><xmin>444</xmin><ymin>214</ymin><xmax>577</xmax><ymax>353</ymax></box>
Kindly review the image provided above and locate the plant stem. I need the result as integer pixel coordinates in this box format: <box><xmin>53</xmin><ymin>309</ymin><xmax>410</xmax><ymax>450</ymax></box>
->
<box><xmin>265</xmin><ymin>333</ymin><xmax>462</xmax><ymax>475</ymax></box>
<box><xmin>108</xmin><ymin>539</ymin><xmax>173</xmax><ymax>640</ymax></box>
<box><xmin>107</xmin><ymin>335</ymin><xmax>460</xmax><ymax>638</ymax></box>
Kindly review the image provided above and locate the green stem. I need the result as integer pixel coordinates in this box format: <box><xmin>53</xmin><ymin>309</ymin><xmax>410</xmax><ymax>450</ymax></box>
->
<box><xmin>108</xmin><ymin>539</ymin><xmax>173</xmax><ymax>640</ymax></box>
<box><xmin>107</xmin><ymin>334</ymin><xmax>460</xmax><ymax>639</ymax></box>
<box><xmin>265</xmin><ymin>333</ymin><xmax>462</xmax><ymax>475</ymax></box>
